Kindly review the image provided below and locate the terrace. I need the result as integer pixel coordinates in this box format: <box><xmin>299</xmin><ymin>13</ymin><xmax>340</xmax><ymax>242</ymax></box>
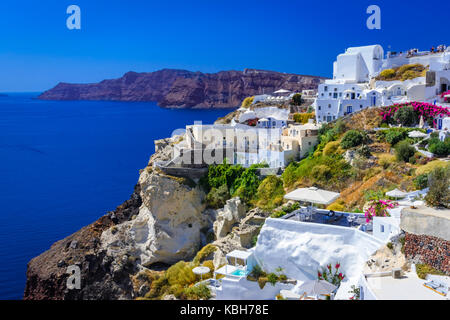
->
<box><xmin>283</xmin><ymin>208</ymin><xmax>369</xmax><ymax>230</ymax></box>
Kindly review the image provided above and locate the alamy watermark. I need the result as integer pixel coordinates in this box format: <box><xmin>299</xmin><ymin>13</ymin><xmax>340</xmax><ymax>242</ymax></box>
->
<box><xmin>66</xmin><ymin>265</ymin><xmax>81</xmax><ymax>290</ymax></box>
<box><xmin>366</xmin><ymin>5</ymin><xmax>381</xmax><ymax>30</ymax></box>
<box><xmin>66</xmin><ymin>5</ymin><xmax>81</xmax><ymax>30</ymax></box>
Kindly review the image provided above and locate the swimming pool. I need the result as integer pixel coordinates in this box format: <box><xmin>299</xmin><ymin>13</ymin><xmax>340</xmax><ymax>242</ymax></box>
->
<box><xmin>231</xmin><ymin>269</ymin><xmax>249</xmax><ymax>277</ymax></box>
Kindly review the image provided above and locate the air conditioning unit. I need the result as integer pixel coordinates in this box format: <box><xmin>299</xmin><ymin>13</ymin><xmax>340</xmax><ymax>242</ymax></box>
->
<box><xmin>392</xmin><ymin>268</ymin><xmax>402</xmax><ymax>279</ymax></box>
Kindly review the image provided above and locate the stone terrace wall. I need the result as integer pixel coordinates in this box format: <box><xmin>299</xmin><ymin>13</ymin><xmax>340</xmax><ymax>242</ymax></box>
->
<box><xmin>404</xmin><ymin>232</ymin><xmax>450</xmax><ymax>275</ymax></box>
<box><xmin>400</xmin><ymin>206</ymin><xmax>450</xmax><ymax>275</ymax></box>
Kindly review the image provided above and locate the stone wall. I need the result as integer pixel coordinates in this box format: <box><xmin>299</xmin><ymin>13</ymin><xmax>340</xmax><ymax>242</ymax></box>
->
<box><xmin>404</xmin><ymin>232</ymin><xmax>450</xmax><ymax>275</ymax></box>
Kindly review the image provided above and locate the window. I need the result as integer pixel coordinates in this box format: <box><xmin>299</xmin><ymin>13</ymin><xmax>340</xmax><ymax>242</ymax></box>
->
<box><xmin>339</xmin><ymin>92</ymin><xmax>342</xmax><ymax>97</ymax></box>
<box><xmin>380</xmin><ymin>225</ymin><xmax>385</xmax><ymax>233</ymax></box>
<box><xmin>360</xmin><ymin>105</ymin><xmax>363</xmax><ymax>109</ymax></box>
<box><xmin>318</xmin><ymin>106</ymin><xmax>321</xmax><ymax>110</ymax></box>
<box><xmin>324</xmin><ymin>86</ymin><xmax>328</xmax><ymax>92</ymax></box>
<box><xmin>328</xmin><ymin>104</ymin><xmax>331</xmax><ymax>108</ymax></box>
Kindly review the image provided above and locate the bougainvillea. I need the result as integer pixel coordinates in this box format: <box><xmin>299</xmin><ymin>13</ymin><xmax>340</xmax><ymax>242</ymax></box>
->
<box><xmin>441</xmin><ymin>90</ymin><xmax>450</xmax><ymax>103</ymax></box>
<box><xmin>380</xmin><ymin>102</ymin><xmax>450</xmax><ymax>128</ymax></box>
<box><xmin>364</xmin><ymin>199</ymin><xmax>398</xmax><ymax>223</ymax></box>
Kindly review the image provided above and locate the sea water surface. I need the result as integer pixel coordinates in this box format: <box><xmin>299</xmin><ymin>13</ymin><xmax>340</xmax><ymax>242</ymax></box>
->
<box><xmin>0</xmin><ymin>93</ymin><xmax>232</xmax><ymax>299</ymax></box>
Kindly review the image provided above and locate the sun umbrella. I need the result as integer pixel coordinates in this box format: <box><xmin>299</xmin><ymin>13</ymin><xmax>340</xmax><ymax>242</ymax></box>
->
<box><xmin>192</xmin><ymin>266</ymin><xmax>210</xmax><ymax>281</ymax></box>
<box><xmin>284</xmin><ymin>187</ymin><xmax>340</xmax><ymax>206</ymax></box>
<box><xmin>297</xmin><ymin>280</ymin><xmax>337</xmax><ymax>296</ymax></box>
<box><xmin>418</xmin><ymin>116</ymin><xmax>425</xmax><ymax>129</ymax></box>
<box><xmin>408</xmin><ymin>130</ymin><xmax>427</xmax><ymax>138</ymax></box>
<box><xmin>386</xmin><ymin>188</ymin><xmax>408</xmax><ymax>199</ymax></box>
<box><xmin>273</xmin><ymin>89</ymin><xmax>291</xmax><ymax>94</ymax></box>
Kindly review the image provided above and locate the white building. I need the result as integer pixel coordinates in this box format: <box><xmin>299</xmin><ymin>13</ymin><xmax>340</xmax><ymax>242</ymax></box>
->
<box><xmin>315</xmin><ymin>44</ymin><xmax>450</xmax><ymax>123</ymax></box>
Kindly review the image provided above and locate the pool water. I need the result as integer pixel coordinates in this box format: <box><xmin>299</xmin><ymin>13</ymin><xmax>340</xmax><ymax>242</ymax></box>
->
<box><xmin>231</xmin><ymin>269</ymin><xmax>249</xmax><ymax>277</ymax></box>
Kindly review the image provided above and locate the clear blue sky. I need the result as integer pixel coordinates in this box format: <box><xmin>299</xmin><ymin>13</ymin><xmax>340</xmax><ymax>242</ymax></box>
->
<box><xmin>0</xmin><ymin>0</ymin><xmax>448</xmax><ymax>92</ymax></box>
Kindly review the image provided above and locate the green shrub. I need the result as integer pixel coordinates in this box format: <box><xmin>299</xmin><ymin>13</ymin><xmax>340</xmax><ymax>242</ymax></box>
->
<box><xmin>379</xmin><ymin>69</ymin><xmax>396</xmax><ymax>79</ymax></box>
<box><xmin>291</xmin><ymin>93</ymin><xmax>303</xmax><ymax>106</ymax></box>
<box><xmin>323</xmin><ymin>141</ymin><xmax>341</xmax><ymax>156</ymax></box>
<box><xmin>416</xmin><ymin>264</ymin><xmax>446</xmax><ymax>280</ymax></box>
<box><xmin>395</xmin><ymin>141</ymin><xmax>415</xmax><ymax>162</ymax></box>
<box><xmin>340</xmin><ymin>130</ymin><xmax>364</xmax><ymax>149</ymax></box>
<box><xmin>282</xmin><ymin>155</ymin><xmax>353</xmax><ymax>189</ymax></box>
<box><xmin>393</xmin><ymin>106</ymin><xmax>417</xmax><ymax>127</ymax></box>
<box><xmin>356</xmin><ymin>145</ymin><xmax>372</xmax><ymax>158</ymax></box>
<box><xmin>428</xmin><ymin>139</ymin><xmax>450</xmax><ymax>157</ymax></box>
<box><xmin>241</xmin><ymin>96</ymin><xmax>254</xmax><ymax>108</ymax></box>
<box><xmin>293</xmin><ymin>112</ymin><xmax>315</xmax><ymax>124</ymax></box>
<box><xmin>386</xmin><ymin>242</ymin><xmax>393</xmax><ymax>250</ymax></box>
<box><xmin>183</xmin><ymin>283</ymin><xmax>211</xmax><ymax>300</ymax></box>
<box><xmin>425</xmin><ymin>166</ymin><xmax>450</xmax><ymax>208</ymax></box>
<box><xmin>270</xmin><ymin>202</ymin><xmax>300</xmax><ymax>218</ymax></box>
<box><xmin>193</xmin><ymin>244</ymin><xmax>217</xmax><ymax>265</ymax></box>
<box><xmin>257</xmin><ymin>277</ymin><xmax>268</xmax><ymax>289</ymax></box>
<box><xmin>251</xmin><ymin>265</ymin><xmax>265</xmax><ymax>279</ymax></box>
<box><xmin>413</xmin><ymin>174</ymin><xmax>428</xmax><ymax>190</ymax></box>
<box><xmin>311</xmin><ymin>164</ymin><xmax>332</xmax><ymax>181</ymax></box>
<box><xmin>378</xmin><ymin>154</ymin><xmax>396</xmax><ymax>169</ymax></box>
<box><xmin>166</xmin><ymin>261</ymin><xmax>197</xmax><ymax>287</ymax></box>
<box><xmin>267</xmin><ymin>273</ymin><xmax>279</xmax><ymax>286</ymax></box>
<box><xmin>205</xmin><ymin>184</ymin><xmax>230</xmax><ymax>209</ymax></box>
<box><xmin>254</xmin><ymin>175</ymin><xmax>285</xmax><ymax>209</ymax></box>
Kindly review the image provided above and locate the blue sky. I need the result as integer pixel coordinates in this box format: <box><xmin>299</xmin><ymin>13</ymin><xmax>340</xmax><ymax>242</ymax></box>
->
<box><xmin>0</xmin><ymin>0</ymin><xmax>448</xmax><ymax>91</ymax></box>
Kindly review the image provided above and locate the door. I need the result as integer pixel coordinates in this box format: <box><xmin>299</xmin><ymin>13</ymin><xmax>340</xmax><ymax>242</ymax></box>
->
<box><xmin>347</xmin><ymin>106</ymin><xmax>352</xmax><ymax>113</ymax></box>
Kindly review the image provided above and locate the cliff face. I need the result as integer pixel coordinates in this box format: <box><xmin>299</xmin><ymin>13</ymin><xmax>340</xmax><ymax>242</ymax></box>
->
<box><xmin>38</xmin><ymin>68</ymin><xmax>325</xmax><ymax>108</ymax></box>
<box><xmin>23</xmin><ymin>135</ymin><xmax>213</xmax><ymax>300</ymax></box>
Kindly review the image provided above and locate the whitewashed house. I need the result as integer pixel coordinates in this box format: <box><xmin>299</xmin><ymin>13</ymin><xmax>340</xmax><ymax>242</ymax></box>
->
<box><xmin>315</xmin><ymin>44</ymin><xmax>450</xmax><ymax>123</ymax></box>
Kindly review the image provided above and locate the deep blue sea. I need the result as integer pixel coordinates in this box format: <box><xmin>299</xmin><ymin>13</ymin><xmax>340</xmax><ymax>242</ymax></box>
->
<box><xmin>0</xmin><ymin>93</ymin><xmax>232</xmax><ymax>299</ymax></box>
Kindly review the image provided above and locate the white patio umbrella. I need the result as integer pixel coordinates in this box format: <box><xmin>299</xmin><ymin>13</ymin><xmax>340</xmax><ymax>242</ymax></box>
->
<box><xmin>386</xmin><ymin>188</ymin><xmax>407</xmax><ymax>199</ymax></box>
<box><xmin>192</xmin><ymin>266</ymin><xmax>210</xmax><ymax>281</ymax></box>
<box><xmin>273</xmin><ymin>89</ymin><xmax>291</xmax><ymax>94</ymax></box>
<box><xmin>284</xmin><ymin>187</ymin><xmax>340</xmax><ymax>206</ymax></box>
<box><xmin>297</xmin><ymin>280</ymin><xmax>337</xmax><ymax>296</ymax></box>
<box><xmin>418</xmin><ymin>116</ymin><xmax>425</xmax><ymax>129</ymax></box>
<box><xmin>408</xmin><ymin>130</ymin><xmax>427</xmax><ymax>138</ymax></box>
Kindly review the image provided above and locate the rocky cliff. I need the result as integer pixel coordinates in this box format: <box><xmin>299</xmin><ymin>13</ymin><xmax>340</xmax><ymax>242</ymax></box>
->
<box><xmin>38</xmin><ymin>68</ymin><xmax>325</xmax><ymax>108</ymax></box>
<box><xmin>24</xmin><ymin>134</ymin><xmax>234</xmax><ymax>300</ymax></box>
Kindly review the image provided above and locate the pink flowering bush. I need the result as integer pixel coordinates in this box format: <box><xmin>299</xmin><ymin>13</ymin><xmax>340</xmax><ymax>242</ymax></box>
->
<box><xmin>364</xmin><ymin>199</ymin><xmax>397</xmax><ymax>223</ymax></box>
<box><xmin>441</xmin><ymin>90</ymin><xmax>450</xmax><ymax>103</ymax></box>
<box><xmin>380</xmin><ymin>102</ymin><xmax>450</xmax><ymax>128</ymax></box>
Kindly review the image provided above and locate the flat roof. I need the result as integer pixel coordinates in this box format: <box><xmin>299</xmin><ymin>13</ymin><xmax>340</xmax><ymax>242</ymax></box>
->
<box><xmin>366</xmin><ymin>272</ymin><xmax>448</xmax><ymax>300</ymax></box>
<box><xmin>226</xmin><ymin>250</ymin><xmax>253</xmax><ymax>260</ymax></box>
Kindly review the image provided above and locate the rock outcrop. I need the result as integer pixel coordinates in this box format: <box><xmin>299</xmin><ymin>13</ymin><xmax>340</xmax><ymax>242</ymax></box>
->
<box><xmin>101</xmin><ymin>169</ymin><xmax>209</xmax><ymax>268</ymax></box>
<box><xmin>24</xmin><ymin>185</ymin><xmax>143</xmax><ymax>300</ymax></box>
<box><xmin>38</xmin><ymin>68</ymin><xmax>325</xmax><ymax>108</ymax></box>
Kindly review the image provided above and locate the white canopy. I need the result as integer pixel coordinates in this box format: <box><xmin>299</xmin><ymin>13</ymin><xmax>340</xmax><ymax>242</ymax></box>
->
<box><xmin>296</xmin><ymin>280</ymin><xmax>337</xmax><ymax>296</ymax></box>
<box><xmin>226</xmin><ymin>250</ymin><xmax>252</xmax><ymax>261</ymax></box>
<box><xmin>408</xmin><ymin>130</ymin><xmax>427</xmax><ymax>138</ymax></box>
<box><xmin>274</xmin><ymin>89</ymin><xmax>291</xmax><ymax>94</ymax></box>
<box><xmin>386</xmin><ymin>188</ymin><xmax>408</xmax><ymax>199</ymax></box>
<box><xmin>284</xmin><ymin>187</ymin><xmax>340</xmax><ymax>205</ymax></box>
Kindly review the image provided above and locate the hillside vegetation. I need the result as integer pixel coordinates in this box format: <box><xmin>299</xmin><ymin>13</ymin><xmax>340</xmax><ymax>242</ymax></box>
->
<box><xmin>376</xmin><ymin>63</ymin><xmax>428</xmax><ymax>81</ymax></box>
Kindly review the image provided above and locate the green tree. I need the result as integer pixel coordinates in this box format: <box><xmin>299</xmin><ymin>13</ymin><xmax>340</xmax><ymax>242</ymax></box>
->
<box><xmin>291</xmin><ymin>93</ymin><xmax>303</xmax><ymax>106</ymax></box>
<box><xmin>395</xmin><ymin>141</ymin><xmax>415</xmax><ymax>162</ymax></box>
<box><xmin>340</xmin><ymin>130</ymin><xmax>364</xmax><ymax>149</ymax></box>
<box><xmin>393</xmin><ymin>106</ymin><xmax>417</xmax><ymax>127</ymax></box>
<box><xmin>425</xmin><ymin>166</ymin><xmax>450</xmax><ymax>208</ymax></box>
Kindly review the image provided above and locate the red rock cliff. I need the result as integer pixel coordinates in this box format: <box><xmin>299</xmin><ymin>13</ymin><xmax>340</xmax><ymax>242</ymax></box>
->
<box><xmin>39</xmin><ymin>68</ymin><xmax>325</xmax><ymax>108</ymax></box>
